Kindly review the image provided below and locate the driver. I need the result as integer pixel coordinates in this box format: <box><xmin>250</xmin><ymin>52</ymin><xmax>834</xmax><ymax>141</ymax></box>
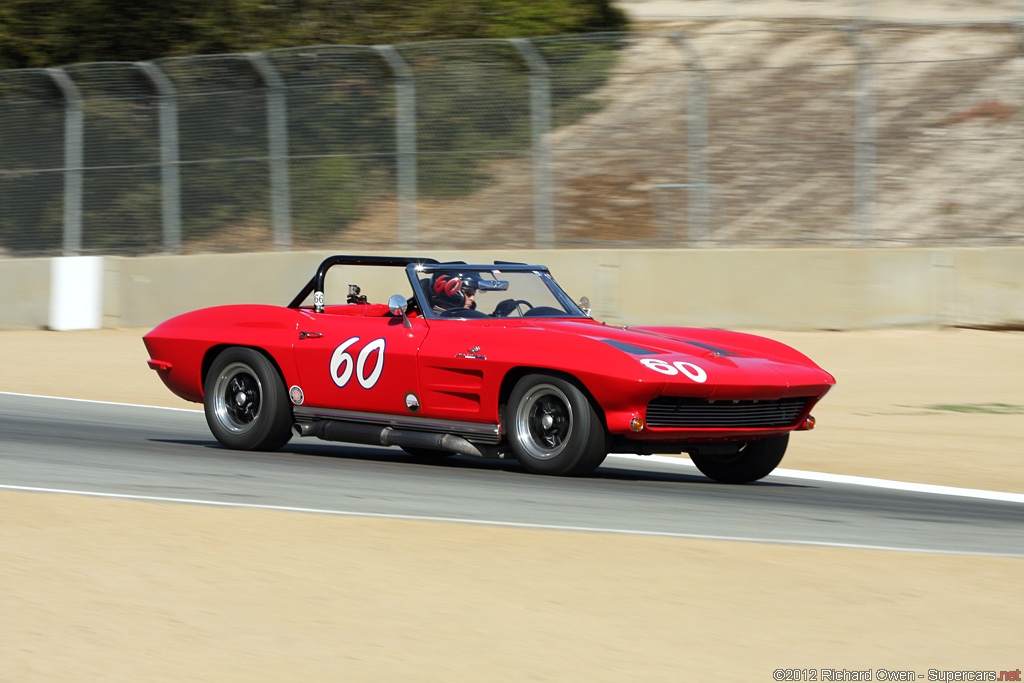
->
<box><xmin>429</xmin><ymin>273</ymin><xmax>478</xmax><ymax>314</ymax></box>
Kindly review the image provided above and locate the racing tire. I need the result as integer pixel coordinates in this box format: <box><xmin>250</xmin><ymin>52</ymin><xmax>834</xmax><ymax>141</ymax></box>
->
<box><xmin>507</xmin><ymin>374</ymin><xmax>608</xmax><ymax>476</ymax></box>
<box><xmin>204</xmin><ymin>347</ymin><xmax>292</xmax><ymax>451</ymax></box>
<box><xmin>689</xmin><ymin>434</ymin><xmax>789</xmax><ymax>484</ymax></box>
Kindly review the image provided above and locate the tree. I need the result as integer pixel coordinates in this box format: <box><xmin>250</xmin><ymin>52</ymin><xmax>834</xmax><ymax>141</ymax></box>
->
<box><xmin>0</xmin><ymin>1</ymin><xmax>628</xmax><ymax>253</ymax></box>
<box><xmin>0</xmin><ymin>0</ymin><xmax>627</xmax><ymax>69</ymax></box>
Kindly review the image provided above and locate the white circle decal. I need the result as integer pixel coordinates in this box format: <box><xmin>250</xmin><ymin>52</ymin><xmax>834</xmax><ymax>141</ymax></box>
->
<box><xmin>640</xmin><ymin>358</ymin><xmax>677</xmax><ymax>375</ymax></box>
<box><xmin>673</xmin><ymin>361</ymin><xmax>707</xmax><ymax>383</ymax></box>
<box><xmin>640</xmin><ymin>358</ymin><xmax>707</xmax><ymax>383</ymax></box>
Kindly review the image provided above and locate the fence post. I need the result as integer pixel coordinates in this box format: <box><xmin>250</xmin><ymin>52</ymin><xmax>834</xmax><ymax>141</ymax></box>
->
<box><xmin>246</xmin><ymin>53</ymin><xmax>292</xmax><ymax>251</ymax></box>
<box><xmin>510</xmin><ymin>38</ymin><xmax>555</xmax><ymax>248</ymax></box>
<box><xmin>45</xmin><ymin>68</ymin><xmax>83</xmax><ymax>256</ymax></box>
<box><xmin>671</xmin><ymin>33</ymin><xmax>711</xmax><ymax>247</ymax></box>
<box><xmin>841</xmin><ymin>24</ymin><xmax>876</xmax><ymax>245</ymax></box>
<box><xmin>374</xmin><ymin>45</ymin><xmax>417</xmax><ymax>248</ymax></box>
<box><xmin>1015</xmin><ymin>24</ymin><xmax>1024</xmax><ymax>196</ymax></box>
<box><xmin>138</xmin><ymin>62</ymin><xmax>182</xmax><ymax>254</ymax></box>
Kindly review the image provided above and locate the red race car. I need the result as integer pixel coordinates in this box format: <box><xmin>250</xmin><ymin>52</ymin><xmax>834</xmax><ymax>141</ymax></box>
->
<box><xmin>144</xmin><ymin>255</ymin><xmax>835</xmax><ymax>483</ymax></box>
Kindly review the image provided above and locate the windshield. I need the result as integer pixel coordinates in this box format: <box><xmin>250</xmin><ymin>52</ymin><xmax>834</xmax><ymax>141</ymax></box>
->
<box><xmin>414</xmin><ymin>268</ymin><xmax>585</xmax><ymax>320</ymax></box>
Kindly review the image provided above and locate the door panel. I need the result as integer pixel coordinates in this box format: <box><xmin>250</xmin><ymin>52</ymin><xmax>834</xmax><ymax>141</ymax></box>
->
<box><xmin>415</xmin><ymin>321</ymin><xmax>504</xmax><ymax>423</ymax></box>
<box><xmin>293</xmin><ymin>312</ymin><xmax>429</xmax><ymax>416</ymax></box>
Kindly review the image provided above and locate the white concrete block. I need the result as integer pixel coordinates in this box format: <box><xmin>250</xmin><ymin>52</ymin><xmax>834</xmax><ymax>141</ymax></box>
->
<box><xmin>49</xmin><ymin>256</ymin><xmax>104</xmax><ymax>330</ymax></box>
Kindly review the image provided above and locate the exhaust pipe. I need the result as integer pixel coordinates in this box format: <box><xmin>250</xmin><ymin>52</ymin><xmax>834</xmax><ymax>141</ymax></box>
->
<box><xmin>294</xmin><ymin>420</ymin><xmax>485</xmax><ymax>458</ymax></box>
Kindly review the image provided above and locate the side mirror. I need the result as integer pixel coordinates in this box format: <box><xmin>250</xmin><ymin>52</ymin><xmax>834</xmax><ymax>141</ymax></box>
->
<box><xmin>578</xmin><ymin>296</ymin><xmax>592</xmax><ymax>317</ymax></box>
<box><xmin>388</xmin><ymin>294</ymin><xmax>411</xmax><ymax>328</ymax></box>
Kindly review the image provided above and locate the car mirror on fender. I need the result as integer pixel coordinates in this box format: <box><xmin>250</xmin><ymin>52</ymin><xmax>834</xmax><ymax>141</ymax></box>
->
<box><xmin>388</xmin><ymin>294</ymin><xmax>411</xmax><ymax>328</ymax></box>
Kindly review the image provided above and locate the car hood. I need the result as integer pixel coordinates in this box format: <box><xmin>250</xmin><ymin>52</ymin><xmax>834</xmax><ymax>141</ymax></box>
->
<box><xmin>523</xmin><ymin>319</ymin><xmax>835</xmax><ymax>400</ymax></box>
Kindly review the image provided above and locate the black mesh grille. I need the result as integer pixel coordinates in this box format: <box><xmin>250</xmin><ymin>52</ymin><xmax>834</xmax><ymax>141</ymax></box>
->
<box><xmin>645</xmin><ymin>396</ymin><xmax>810</xmax><ymax>429</ymax></box>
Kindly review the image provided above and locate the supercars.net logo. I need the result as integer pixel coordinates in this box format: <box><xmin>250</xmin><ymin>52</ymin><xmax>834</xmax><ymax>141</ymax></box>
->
<box><xmin>773</xmin><ymin>669</ymin><xmax>1021</xmax><ymax>681</ymax></box>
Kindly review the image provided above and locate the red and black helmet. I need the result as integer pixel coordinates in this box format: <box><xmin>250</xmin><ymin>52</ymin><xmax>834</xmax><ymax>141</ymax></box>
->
<box><xmin>429</xmin><ymin>272</ymin><xmax>478</xmax><ymax>309</ymax></box>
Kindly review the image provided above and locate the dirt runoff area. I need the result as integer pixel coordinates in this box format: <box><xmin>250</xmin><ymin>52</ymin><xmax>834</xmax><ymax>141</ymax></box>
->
<box><xmin>0</xmin><ymin>327</ymin><xmax>1022</xmax><ymax>680</ymax></box>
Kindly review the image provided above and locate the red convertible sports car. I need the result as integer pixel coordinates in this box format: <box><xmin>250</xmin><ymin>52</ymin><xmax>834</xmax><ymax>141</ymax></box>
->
<box><xmin>144</xmin><ymin>255</ymin><xmax>835</xmax><ymax>483</ymax></box>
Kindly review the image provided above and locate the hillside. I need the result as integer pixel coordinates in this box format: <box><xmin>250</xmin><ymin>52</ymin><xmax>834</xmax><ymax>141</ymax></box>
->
<box><xmin>338</xmin><ymin>20</ymin><xmax>1024</xmax><ymax>249</ymax></box>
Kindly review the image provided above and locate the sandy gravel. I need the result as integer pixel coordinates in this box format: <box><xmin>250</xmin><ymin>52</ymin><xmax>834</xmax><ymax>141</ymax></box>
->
<box><xmin>2</xmin><ymin>492</ymin><xmax>1021</xmax><ymax>681</ymax></box>
<box><xmin>1</xmin><ymin>327</ymin><xmax>1022</xmax><ymax>680</ymax></box>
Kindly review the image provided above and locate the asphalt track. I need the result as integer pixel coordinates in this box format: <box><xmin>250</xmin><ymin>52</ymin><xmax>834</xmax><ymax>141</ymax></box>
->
<box><xmin>1</xmin><ymin>393</ymin><xmax>1022</xmax><ymax>557</ymax></box>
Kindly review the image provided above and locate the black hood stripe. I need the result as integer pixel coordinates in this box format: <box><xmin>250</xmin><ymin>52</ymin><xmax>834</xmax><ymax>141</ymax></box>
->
<box><xmin>681</xmin><ymin>341</ymin><xmax>741</xmax><ymax>357</ymax></box>
<box><xmin>600</xmin><ymin>339</ymin><xmax>662</xmax><ymax>355</ymax></box>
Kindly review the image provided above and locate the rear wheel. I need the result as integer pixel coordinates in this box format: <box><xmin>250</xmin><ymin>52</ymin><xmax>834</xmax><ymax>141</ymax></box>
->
<box><xmin>690</xmin><ymin>434</ymin><xmax>789</xmax><ymax>484</ymax></box>
<box><xmin>204</xmin><ymin>347</ymin><xmax>292</xmax><ymax>451</ymax></box>
<box><xmin>507</xmin><ymin>374</ymin><xmax>607</xmax><ymax>476</ymax></box>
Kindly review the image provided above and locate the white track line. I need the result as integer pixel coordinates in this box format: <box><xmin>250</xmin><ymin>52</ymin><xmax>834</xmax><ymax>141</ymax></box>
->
<box><xmin>0</xmin><ymin>482</ymin><xmax>1021</xmax><ymax>558</ymax></box>
<box><xmin>608</xmin><ymin>454</ymin><xmax>1024</xmax><ymax>504</ymax></box>
<box><xmin>0</xmin><ymin>391</ymin><xmax>202</xmax><ymax>412</ymax></box>
<box><xmin>3</xmin><ymin>391</ymin><xmax>1024</xmax><ymax>505</ymax></box>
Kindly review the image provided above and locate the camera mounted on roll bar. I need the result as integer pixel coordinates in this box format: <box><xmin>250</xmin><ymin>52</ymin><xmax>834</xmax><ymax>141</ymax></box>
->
<box><xmin>347</xmin><ymin>284</ymin><xmax>367</xmax><ymax>305</ymax></box>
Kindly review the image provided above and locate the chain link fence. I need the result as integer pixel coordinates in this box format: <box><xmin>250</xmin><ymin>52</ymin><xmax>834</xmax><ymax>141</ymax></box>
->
<box><xmin>2</xmin><ymin>22</ymin><xmax>1024</xmax><ymax>256</ymax></box>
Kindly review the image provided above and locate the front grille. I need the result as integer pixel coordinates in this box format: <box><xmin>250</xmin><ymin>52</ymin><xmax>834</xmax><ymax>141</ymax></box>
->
<box><xmin>645</xmin><ymin>396</ymin><xmax>810</xmax><ymax>429</ymax></box>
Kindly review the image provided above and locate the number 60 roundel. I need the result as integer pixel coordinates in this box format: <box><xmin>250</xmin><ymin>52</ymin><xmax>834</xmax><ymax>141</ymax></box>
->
<box><xmin>639</xmin><ymin>358</ymin><xmax>708</xmax><ymax>383</ymax></box>
<box><xmin>330</xmin><ymin>336</ymin><xmax>386</xmax><ymax>389</ymax></box>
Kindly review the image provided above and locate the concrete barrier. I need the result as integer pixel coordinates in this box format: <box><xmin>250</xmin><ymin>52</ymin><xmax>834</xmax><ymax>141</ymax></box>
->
<box><xmin>2</xmin><ymin>247</ymin><xmax>1023</xmax><ymax>330</ymax></box>
<box><xmin>0</xmin><ymin>257</ymin><xmax>51</xmax><ymax>330</ymax></box>
<box><xmin>49</xmin><ymin>256</ymin><xmax>104</xmax><ymax>331</ymax></box>
<box><xmin>950</xmin><ymin>248</ymin><xmax>1024</xmax><ymax>327</ymax></box>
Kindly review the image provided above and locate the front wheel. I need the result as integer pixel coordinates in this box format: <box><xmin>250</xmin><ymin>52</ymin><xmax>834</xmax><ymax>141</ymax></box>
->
<box><xmin>689</xmin><ymin>434</ymin><xmax>789</xmax><ymax>484</ymax></box>
<box><xmin>204</xmin><ymin>347</ymin><xmax>292</xmax><ymax>451</ymax></box>
<box><xmin>507</xmin><ymin>374</ymin><xmax>607</xmax><ymax>476</ymax></box>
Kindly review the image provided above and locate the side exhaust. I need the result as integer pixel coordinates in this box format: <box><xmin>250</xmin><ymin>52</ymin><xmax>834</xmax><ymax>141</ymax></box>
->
<box><xmin>294</xmin><ymin>420</ymin><xmax>485</xmax><ymax>458</ymax></box>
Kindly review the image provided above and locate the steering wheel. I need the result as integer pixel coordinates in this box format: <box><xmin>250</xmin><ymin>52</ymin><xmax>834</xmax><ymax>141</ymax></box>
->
<box><xmin>492</xmin><ymin>299</ymin><xmax>533</xmax><ymax>318</ymax></box>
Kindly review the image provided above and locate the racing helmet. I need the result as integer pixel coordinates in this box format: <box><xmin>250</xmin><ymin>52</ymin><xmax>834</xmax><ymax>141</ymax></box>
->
<box><xmin>429</xmin><ymin>272</ymin><xmax>478</xmax><ymax>310</ymax></box>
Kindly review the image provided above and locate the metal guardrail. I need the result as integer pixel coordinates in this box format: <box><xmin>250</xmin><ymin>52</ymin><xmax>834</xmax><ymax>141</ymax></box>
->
<box><xmin>2</xmin><ymin>24</ymin><xmax>1024</xmax><ymax>256</ymax></box>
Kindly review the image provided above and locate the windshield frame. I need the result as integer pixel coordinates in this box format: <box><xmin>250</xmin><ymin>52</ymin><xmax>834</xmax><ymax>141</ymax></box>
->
<box><xmin>406</xmin><ymin>263</ymin><xmax>588</xmax><ymax>321</ymax></box>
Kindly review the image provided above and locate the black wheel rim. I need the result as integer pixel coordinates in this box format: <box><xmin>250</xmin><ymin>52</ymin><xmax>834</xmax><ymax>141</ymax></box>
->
<box><xmin>213</xmin><ymin>362</ymin><xmax>263</xmax><ymax>434</ymax></box>
<box><xmin>514</xmin><ymin>383</ymin><xmax>573</xmax><ymax>460</ymax></box>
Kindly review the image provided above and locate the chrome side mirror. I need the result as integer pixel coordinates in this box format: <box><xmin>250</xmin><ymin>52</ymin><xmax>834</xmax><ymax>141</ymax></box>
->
<box><xmin>578</xmin><ymin>296</ymin><xmax>592</xmax><ymax>317</ymax></box>
<box><xmin>388</xmin><ymin>294</ymin><xmax>411</xmax><ymax>328</ymax></box>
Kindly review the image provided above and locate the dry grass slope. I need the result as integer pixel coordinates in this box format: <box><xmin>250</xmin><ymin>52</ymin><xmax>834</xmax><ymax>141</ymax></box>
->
<box><xmin>337</xmin><ymin>21</ymin><xmax>1024</xmax><ymax>249</ymax></box>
